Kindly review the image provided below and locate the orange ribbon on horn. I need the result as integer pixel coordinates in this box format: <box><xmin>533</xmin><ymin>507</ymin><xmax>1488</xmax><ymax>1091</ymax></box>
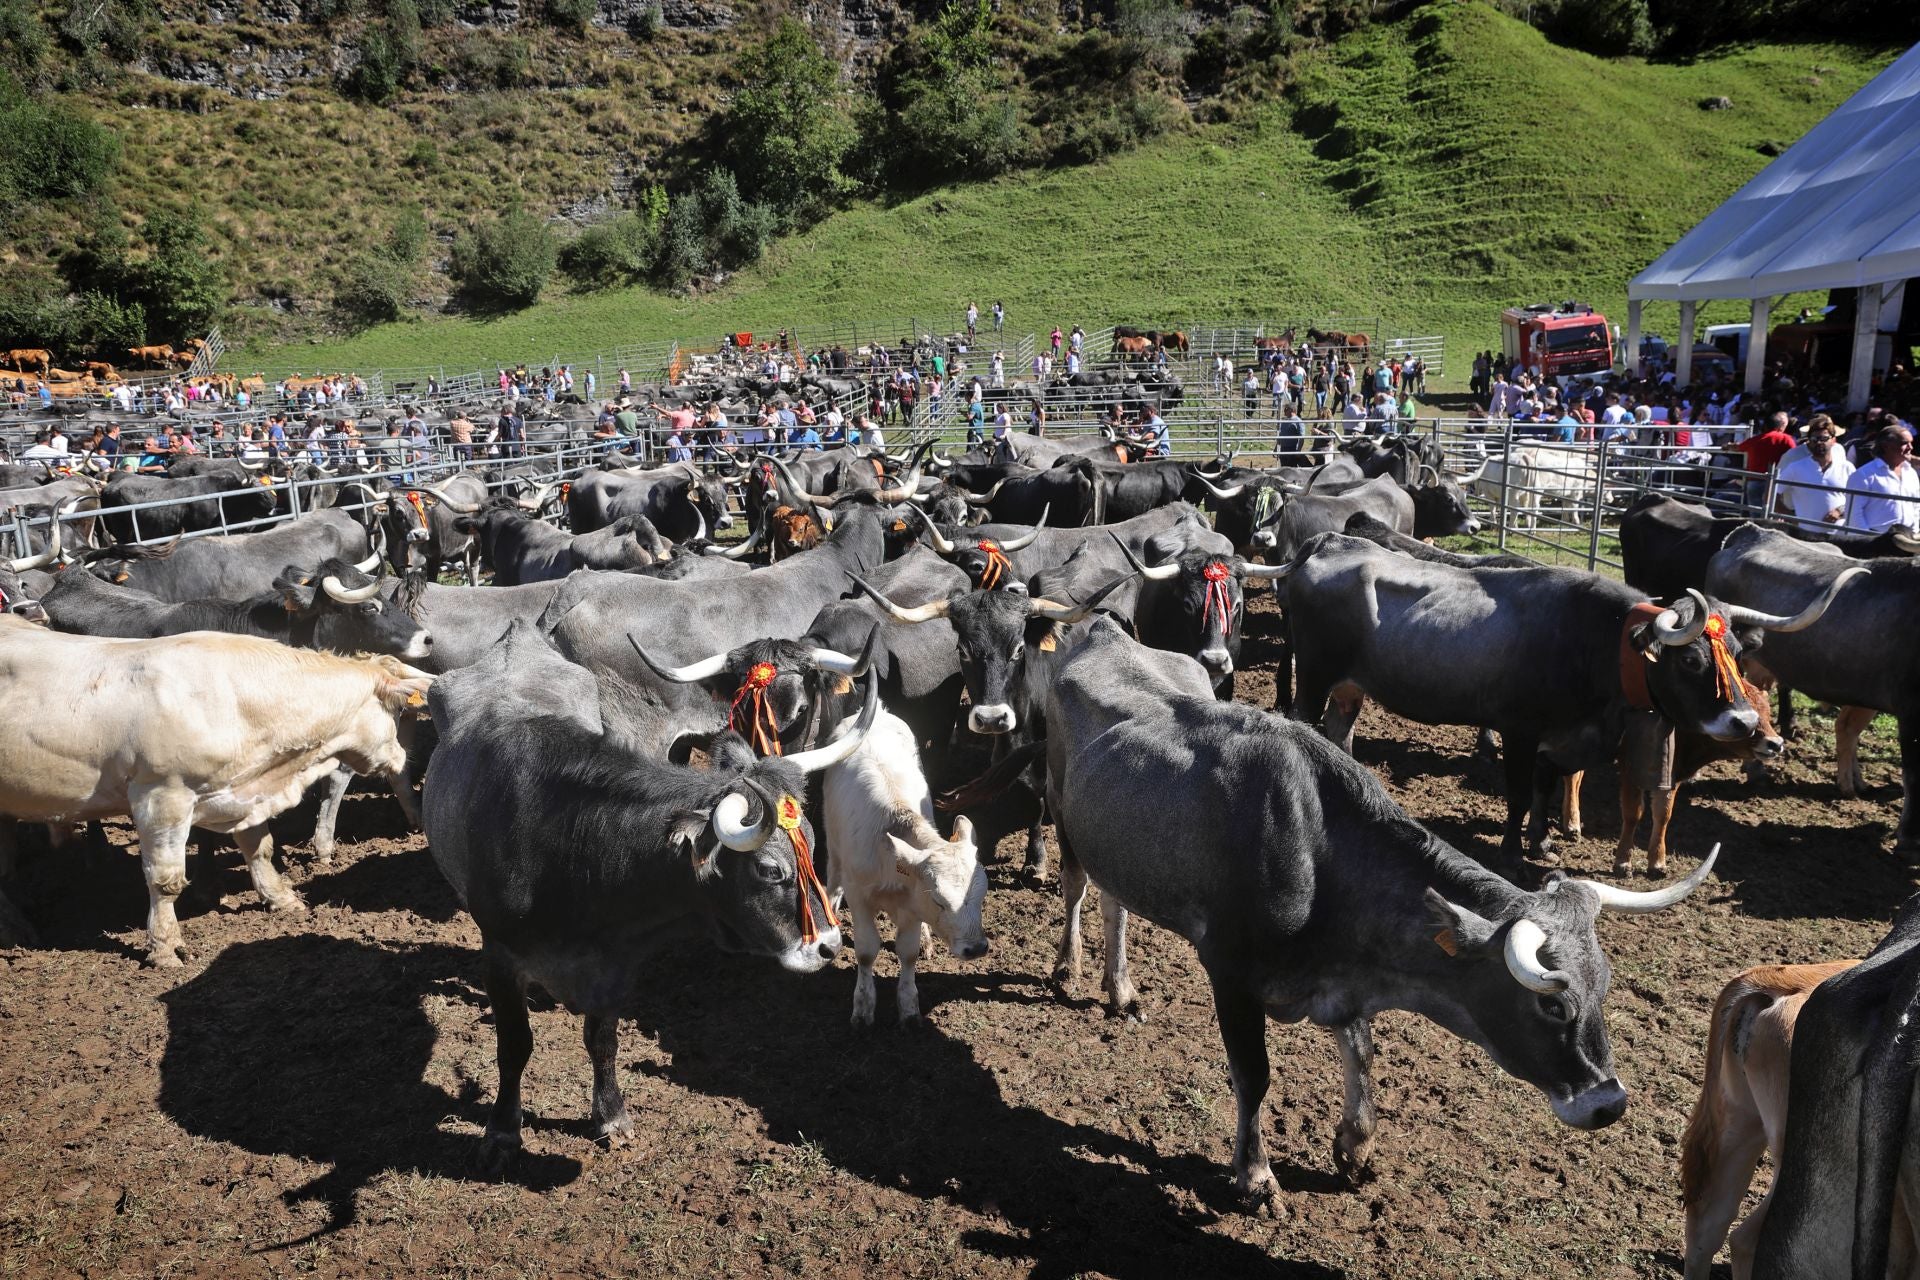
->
<box><xmin>729</xmin><ymin>661</ymin><xmax>784</xmax><ymax>755</ymax></box>
<box><xmin>777</xmin><ymin>793</ymin><xmax>837</xmax><ymax>945</ymax></box>
<box><xmin>977</xmin><ymin>539</ymin><xmax>1010</xmax><ymax>590</ymax></box>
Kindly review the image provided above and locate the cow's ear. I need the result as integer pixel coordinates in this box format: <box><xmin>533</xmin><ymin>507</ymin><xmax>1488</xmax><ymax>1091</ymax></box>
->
<box><xmin>1024</xmin><ymin>616</ymin><xmax>1058</xmax><ymax>651</ymax></box>
<box><xmin>275</xmin><ymin>572</ymin><xmax>319</xmax><ymax>614</ymax></box>
<box><xmin>672</xmin><ymin>812</ymin><xmax>721</xmax><ymax>880</ymax></box>
<box><xmin>888</xmin><ymin>834</ymin><xmax>931</xmax><ymax>879</ymax></box>
<box><xmin>1423</xmin><ymin>889</ymin><xmax>1496</xmax><ymax>957</ymax></box>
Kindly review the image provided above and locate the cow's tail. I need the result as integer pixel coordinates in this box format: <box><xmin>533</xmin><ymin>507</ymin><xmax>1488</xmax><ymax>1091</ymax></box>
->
<box><xmin>82</xmin><ymin>535</ymin><xmax>180</xmax><ymax>562</ymax></box>
<box><xmin>934</xmin><ymin>742</ymin><xmax>1044</xmax><ymax>813</ymax></box>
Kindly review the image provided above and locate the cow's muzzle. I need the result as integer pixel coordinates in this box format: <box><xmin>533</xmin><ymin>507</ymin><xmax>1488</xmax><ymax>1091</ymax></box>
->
<box><xmin>406</xmin><ymin>528</ymin><xmax>431</xmax><ymax>543</ymax></box>
<box><xmin>1252</xmin><ymin>530</ymin><xmax>1276</xmax><ymax>550</ymax></box>
<box><xmin>1699</xmin><ymin>706</ymin><xmax>1761</xmax><ymax>742</ymax></box>
<box><xmin>1200</xmin><ymin>649</ymin><xmax>1234</xmax><ymax>677</ymax></box>
<box><xmin>969</xmin><ymin>704</ymin><xmax>1016</xmax><ymax>735</ymax></box>
<box><xmin>1550</xmin><ymin>1078</ymin><xmax>1627</xmax><ymax>1130</ymax></box>
<box><xmin>777</xmin><ymin>926</ymin><xmax>842</xmax><ymax>973</ymax></box>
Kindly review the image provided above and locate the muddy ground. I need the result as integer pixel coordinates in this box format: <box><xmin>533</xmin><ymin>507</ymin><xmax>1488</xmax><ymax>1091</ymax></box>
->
<box><xmin>1</xmin><ymin>605</ymin><xmax>1913</xmax><ymax>1279</ymax></box>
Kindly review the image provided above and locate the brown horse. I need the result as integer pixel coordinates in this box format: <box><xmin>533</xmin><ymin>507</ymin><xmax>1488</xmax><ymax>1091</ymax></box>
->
<box><xmin>1157</xmin><ymin>330</ymin><xmax>1190</xmax><ymax>354</ymax></box>
<box><xmin>1112</xmin><ymin>335</ymin><xmax>1154</xmax><ymax>361</ymax></box>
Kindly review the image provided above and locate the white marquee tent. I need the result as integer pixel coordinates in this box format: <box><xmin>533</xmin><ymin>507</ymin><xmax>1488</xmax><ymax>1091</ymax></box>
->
<box><xmin>1626</xmin><ymin>41</ymin><xmax>1920</xmax><ymax>408</ymax></box>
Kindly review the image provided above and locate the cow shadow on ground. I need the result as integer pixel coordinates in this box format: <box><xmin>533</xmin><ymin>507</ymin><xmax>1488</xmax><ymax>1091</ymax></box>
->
<box><xmin>618</xmin><ymin>946</ymin><xmax>1344</xmax><ymax>1280</ymax></box>
<box><xmin>296</xmin><ymin>840</ymin><xmax>462</xmax><ymax>923</ymax></box>
<box><xmin>157</xmin><ymin>934</ymin><xmax>580</xmax><ymax>1245</ymax></box>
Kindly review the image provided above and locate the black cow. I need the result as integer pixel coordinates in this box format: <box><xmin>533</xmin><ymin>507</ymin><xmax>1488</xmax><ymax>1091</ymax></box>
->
<box><xmin>83</xmin><ymin>508</ymin><xmax>375</xmax><ymax>601</ymax></box>
<box><xmin>962</xmin><ymin>461</ymin><xmax>1103</xmax><ymax>527</ymax></box>
<box><xmin>1342</xmin><ymin>512</ymin><xmax>1532</xmax><ymax>569</ymax></box>
<box><xmin>568</xmin><ymin>462</ymin><xmax>734</xmax><ymax>541</ymax></box>
<box><xmin>458</xmin><ymin>503</ymin><xmax>669</xmax><ymax>586</ymax></box>
<box><xmin>1749</xmin><ymin>895</ymin><xmax>1920</xmax><ymax>1278</ymax></box>
<box><xmin>1032</xmin><ymin>615</ymin><xmax>1717</xmax><ymax>1211</ymax></box>
<box><xmin>1285</xmin><ymin>531</ymin><xmax>1846</xmax><ymax>861</ymax></box>
<box><xmin>99</xmin><ymin>471</ymin><xmax>279</xmax><ymax>543</ymax></box>
<box><xmin>383</xmin><ymin>475</ymin><xmax>487</xmax><ymax>584</ymax></box>
<box><xmin>423</xmin><ymin>623</ymin><xmax>874</xmax><ymax>1169</ymax></box>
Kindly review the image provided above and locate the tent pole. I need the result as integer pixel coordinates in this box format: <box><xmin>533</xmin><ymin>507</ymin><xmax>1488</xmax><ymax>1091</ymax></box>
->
<box><xmin>1675</xmin><ymin>300</ymin><xmax>1697</xmax><ymax>387</ymax></box>
<box><xmin>1626</xmin><ymin>300</ymin><xmax>1643</xmax><ymax>377</ymax></box>
<box><xmin>1847</xmin><ymin>284</ymin><xmax>1884</xmax><ymax>414</ymax></box>
<box><xmin>1745</xmin><ymin>296</ymin><xmax>1771</xmax><ymax>396</ymax></box>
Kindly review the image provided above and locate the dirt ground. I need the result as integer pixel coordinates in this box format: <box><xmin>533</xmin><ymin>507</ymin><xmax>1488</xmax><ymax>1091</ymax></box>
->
<box><xmin>2</xmin><ymin>601</ymin><xmax>1914</xmax><ymax>1280</ymax></box>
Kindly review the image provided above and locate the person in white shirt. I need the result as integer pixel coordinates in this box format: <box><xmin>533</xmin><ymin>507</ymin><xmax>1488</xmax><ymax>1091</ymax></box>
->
<box><xmin>1775</xmin><ymin>420</ymin><xmax>1854</xmax><ymax>530</ymax></box>
<box><xmin>1849</xmin><ymin>424</ymin><xmax>1920</xmax><ymax>533</ymax></box>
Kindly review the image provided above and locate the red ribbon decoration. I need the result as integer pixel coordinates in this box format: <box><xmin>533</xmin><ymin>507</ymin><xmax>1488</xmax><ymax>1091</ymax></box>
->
<box><xmin>977</xmin><ymin>539</ymin><xmax>1010</xmax><ymax>590</ymax></box>
<box><xmin>729</xmin><ymin>661</ymin><xmax>784</xmax><ymax>755</ymax></box>
<box><xmin>1701</xmin><ymin>613</ymin><xmax>1743</xmax><ymax>704</ymax></box>
<box><xmin>777</xmin><ymin>793</ymin><xmax>838</xmax><ymax>945</ymax></box>
<box><xmin>1201</xmin><ymin>560</ymin><xmax>1234</xmax><ymax>637</ymax></box>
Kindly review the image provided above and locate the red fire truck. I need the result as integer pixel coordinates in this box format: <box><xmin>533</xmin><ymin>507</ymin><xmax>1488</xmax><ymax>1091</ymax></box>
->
<box><xmin>1501</xmin><ymin>302</ymin><xmax>1615</xmax><ymax>380</ymax></box>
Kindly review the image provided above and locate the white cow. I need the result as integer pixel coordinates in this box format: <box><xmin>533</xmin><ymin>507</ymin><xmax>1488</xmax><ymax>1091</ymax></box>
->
<box><xmin>0</xmin><ymin>617</ymin><xmax>432</xmax><ymax>964</ymax></box>
<box><xmin>1463</xmin><ymin>444</ymin><xmax>1605</xmax><ymax>530</ymax></box>
<box><xmin>822</xmin><ymin>709</ymin><xmax>988</xmax><ymax>1026</ymax></box>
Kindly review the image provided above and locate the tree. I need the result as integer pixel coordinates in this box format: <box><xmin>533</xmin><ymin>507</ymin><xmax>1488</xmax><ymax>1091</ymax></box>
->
<box><xmin>450</xmin><ymin>208</ymin><xmax>556</xmax><ymax>310</ymax></box>
<box><xmin>724</xmin><ymin>17</ymin><xmax>858</xmax><ymax>220</ymax></box>
<box><xmin>136</xmin><ymin>209</ymin><xmax>225</xmax><ymax>338</ymax></box>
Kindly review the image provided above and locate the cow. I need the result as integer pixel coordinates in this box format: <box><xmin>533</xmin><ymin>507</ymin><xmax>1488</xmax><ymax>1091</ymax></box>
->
<box><xmin>1752</xmin><ymin>898</ymin><xmax>1920</xmax><ymax>1279</ymax></box>
<box><xmin>98</xmin><ymin>470</ymin><xmax>279</xmax><ymax>544</ymax></box>
<box><xmin>1286</xmin><ymin>531</ymin><xmax>1849</xmax><ymax>861</ymax></box>
<box><xmin>1557</xmin><ymin>676</ymin><xmax>1783</xmax><ymax>877</ymax></box>
<box><xmin>1267</xmin><ymin>476</ymin><xmax>1416</xmax><ymax>564</ymax></box>
<box><xmin>1340</xmin><ymin>511</ymin><xmax>1531</xmax><ymax>569</ymax></box>
<box><xmin>383</xmin><ymin>477</ymin><xmax>486</xmax><ymax>583</ymax></box>
<box><xmin>567</xmin><ymin>462</ymin><xmax>735</xmax><ymax>540</ymax></box>
<box><xmin>961</xmin><ymin>461</ymin><xmax>1103</xmax><ymax>527</ymax></box>
<box><xmin>0</xmin><ymin>619</ymin><xmax>431</xmax><ymax>964</ymax></box>
<box><xmin>127</xmin><ymin>344</ymin><xmax>176</xmax><ymax>369</ymax></box>
<box><xmin>457</xmin><ymin>503</ymin><xmax>669</xmax><ymax>585</ymax></box>
<box><xmin>1020</xmin><ymin>612</ymin><xmax>1717</xmax><ymax>1210</ymax></box>
<box><xmin>5</xmin><ymin>348</ymin><xmax>52</xmax><ymax>374</ymax></box>
<box><xmin>627</xmin><ymin>627</ymin><xmax>878</xmax><ymax>761</ymax></box>
<box><xmin>1678</xmin><ymin>959</ymin><xmax>1859</xmax><ymax>1280</ymax></box>
<box><xmin>1462</xmin><ymin>445</ymin><xmax>1607</xmax><ymax>532</ymax></box>
<box><xmin>422</xmin><ymin>622</ymin><xmax>872</xmax><ymax>1169</ymax></box>
<box><xmin>82</xmin><ymin>507</ymin><xmax>375</xmax><ymax>601</ymax></box>
<box><xmin>1706</xmin><ymin>526</ymin><xmax>1918</xmax><ymax>849</ymax></box>
<box><xmin>823</xmin><ymin>708</ymin><xmax>988</xmax><ymax>1027</ymax></box>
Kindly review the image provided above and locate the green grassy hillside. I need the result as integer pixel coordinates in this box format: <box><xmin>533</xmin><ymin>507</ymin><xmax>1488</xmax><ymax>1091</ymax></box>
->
<box><xmin>256</xmin><ymin>1</ymin><xmax>1895</xmax><ymax>379</ymax></box>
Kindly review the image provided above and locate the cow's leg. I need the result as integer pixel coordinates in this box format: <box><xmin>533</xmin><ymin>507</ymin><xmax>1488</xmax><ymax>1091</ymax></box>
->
<box><xmin>1835</xmin><ymin>704</ymin><xmax>1873</xmax><ymax>799</ymax></box>
<box><xmin>1726</xmin><ymin>1193</ymin><xmax>1772</xmax><ymax>1280</ymax></box>
<box><xmin>1331</xmin><ymin>1018</ymin><xmax>1378</xmax><ymax>1186</ymax></box>
<box><xmin>894</xmin><ymin>906</ymin><xmax>926</xmax><ymax>1027</ymax></box>
<box><xmin>312</xmin><ymin>766</ymin><xmax>350</xmax><ymax>863</ymax></box>
<box><xmin>1560</xmin><ymin>771</ymin><xmax>1584</xmax><ymax>840</ymax></box>
<box><xmin>1207</xmin><ymin>969</ymin><xmax>1277</xmax><ymax>1212</ymax></box>
<box><xmin>1498</xmin><ymin>734</ymin><xmax>1540</xmax><ymax>865</ymax></box>
<box><xmin>129</xmin><ymin>784</ymin><xmax>196</xmax><ymax>968</ymax></box>
<box><xmin>234</xmin><ymin>823</ymin><xmax>305</xmax><ymax>913</ymax></box>
<box><xmin>1614</xmin><ymin>777</ymin><xmax>1644</xmax><ymax>876</ymax></box>
<box><xmin>1024</xmin><ymin>795</ymin><xmax>1049</xmax><ymax>879</ymax></box>
<box><xmin>1101</xmin><ymin>898</ymin><xmax>1141</xmax><ymax>1021</ymax></box>
<box><xmin>1681</xmin><ymin>1103</ymin><xmax>1767</xmax><ymax>1280</ymax></box>
<box><xmin>849</xmin><ymin>900</ymin><xmax>881</xmax><ymax>1028</ymax></box>
<box><xmin>1898</xmin><ymin>716</ymin><xmax>1920</xmax><ymax>856</ymax></box>
<box><xmin>0</xmin><ymin>822</ymin><xmax>34</xmax><ymax>949</ymax></box>
<box><xmin>1646</xmin><ymin>787</ymin><xmax>1676</xmax><ymax>876</ymax></box>
<box><xmin>1474</xmin><ymin>727</ymin><xmax>1500</xmax><ymax>761</ymax></box>
<box><xmin>1527</xmin><ymin>753</ymin><xmax>1564</xmax><ymax>857</ymax></box>
<box><xmin>1773</xmin><ymin>680</ymin><xmax>1797</xmax><ymax>740</ymax></box>
<box><xmin>464</xmin><ymin>545</ymin><xmax>481</xmax><ymax>587</ymax></box>
<box><xmin>582</xmin><ymin>1014</ymin><xmax>632</xmax><ymax>1142</ymax></box>
<box><xmin>479</xmin><ymin>951</ymin><xmax>531</xmax><ymax>1170</ymax></box>
<box><xmin>1052</xmin><ymin>839</ymin><xmax>1090</xmax><ymax>997</ymax></box>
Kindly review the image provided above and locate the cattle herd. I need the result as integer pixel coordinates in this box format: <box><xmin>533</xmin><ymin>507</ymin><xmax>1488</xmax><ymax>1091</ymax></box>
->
<box><xmin>3</xmin><ymin>423</ymin><xmax>1918</xmax><ymax>1277</ymax></box>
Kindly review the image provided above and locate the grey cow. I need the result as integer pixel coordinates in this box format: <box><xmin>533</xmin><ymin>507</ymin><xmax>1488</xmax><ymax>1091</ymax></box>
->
<box><xmin>1034</xmin><ymin>615</ymin><xmax>1718</xmax><ymax>1211</ymax></box>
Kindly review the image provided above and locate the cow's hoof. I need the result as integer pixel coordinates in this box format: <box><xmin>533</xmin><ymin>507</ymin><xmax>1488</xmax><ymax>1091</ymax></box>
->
<box><xmin>897</xmin><ymin>1013</ymin><xmax>924</xmax><ymax>1031</ymax></box>
<box><xmin>147</xmin><ymin>944</ymin><xmax>187</xmax><ymax>970</ymax></box>
<box><xmin>1333</xmin><ymin>1129</ymin><xmax>1376</xmax><ymax>1187</ymax></box>
<box><xmin>1105</xmin><ymin>998</ymin><xmax>1144</xmax><ymax>1024</ymax></box>
<box><xmin>311</xmin><ymin>845</ymin><xmax>336</xmax><ymax>866</ymax></box>
<box><xmin>268</xmin><ymin>892</ymin><xmax>308</xmax><ymax>915</ymax></box>
<box><xmin>475</xmin><ymin>1132</ymin><xmax>521</xmax><ymax>1176</ymax></box>
<box><xmin>1646</xmin><ymin>862</ymin><xmax>1668</xmax><ymax>879</ymax></box>
<box><xmin>1234</xmin><ymin>1169</ymin><xmax>1283</xmax><ymax>1218</ymax></box>
<box><xmin>1050</xmin><ymin>965</ymin><xmax>1079</xmax><ymax>998</ymax></box>
<box><xmin>1611</xmin><ymin>858</ymin><xmax>1632</xmax><ymax>877</ymax></box>
<box><xmin>592</xmin><ymin>1113</ymin><xmax>634</xmax><ymax>1146</ymax></box>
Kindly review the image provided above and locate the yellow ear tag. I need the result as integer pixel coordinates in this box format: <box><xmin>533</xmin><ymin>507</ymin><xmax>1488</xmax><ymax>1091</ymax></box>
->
<box><xmin>406</xmin><ymin>691</ymin><xmax>426</xmax><ymax>708</ymax></box>
<box><xmin>1037</xmin><ymin>632</ymin><xmax>1058</xmax><ymax>652</ymax></box>
<box><xmin>777</xmin><ymin>795</ymin><xmax>803</xmax><ymax>830</ymax></box>
<box><xmin>1434</xmin><ymin>929</ymin><xmax>1459</xmax><ymax>957</ymax></box>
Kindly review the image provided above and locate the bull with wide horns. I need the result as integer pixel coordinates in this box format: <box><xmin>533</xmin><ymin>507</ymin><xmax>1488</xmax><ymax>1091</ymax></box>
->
<box><xmin>630</xmin><ymin>625</ymin><xmax>881</xmax><ymax>758</ymax></box>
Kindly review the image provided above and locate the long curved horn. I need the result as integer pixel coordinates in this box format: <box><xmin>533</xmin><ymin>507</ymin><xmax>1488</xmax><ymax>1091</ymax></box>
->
<box><xmin>783</xmin><ymin>670</ymin><xmax>879</xmax><ymax>774</ymax></box>
<box><xmin>7</xmin><ymin>500</ymin><xmax>70</xmax><ymax>571</ymax></box>
<box><xmin>240</xmin><ymin>459</ymin><xmax>267</xmax><ymax>471</ymax></box>
<box><xmin>1651</xmin><ymin>589</ymin><xmax>1710</xmax><ymax>647</ymax></box>
<box><xmin>811</xmin><ymin>624</ymin><xmax>880</xmax><ymax>677</ymax></box>
<box><xmin>1720</xmin><ymin>567</ymin><xmax>1867</xmax><ymax>632</ymax></box>
<box><xmin>1242</xmin><ymin>560</ymin><xmax>1294</xmax><ymax>580</ymax></box>
<box><xmin>712</xmin><ymin>786</ymin><xmax>773</xmax><ymax>852</ymax></box>
<box><xmin>1418</xmin><ymin>463</ymin><xmax>1441</xmax><ymax>487</ymax></box>
<box><xmin>903</xmin><ymin>505</ymin><xmax>957</xmax><ymax>554</ymax></box>
<box><xmin>420</xmin><ymin>483</ymin><xmax>481</xmax><ymax>514</ymax></box>
<box><xmin>1503</xmin><ymin>919</ymin><xmax>1569</xmax><ymax>994</ymax></box>
<box><xmin>352</xmin><ymin>527</ymin><xmax>385</xmax><ymax>574</ymax></box>
<box><xmin>871</xmin><ymin>462</ymin><xmax>925</xmax><ymax>504</ymax></box>
<box><xmin>1191</xmin><ymin>469</ymin><xmax>1245</xmax><ymax>500</ymax></box>
<box><xmin>685</xmin><ymin>504</ymin><xmax>707</xmax><ymax>545</ymax></box>
<box><xmin>996</xmin><ymin>514</ymin><xmax>1046</xmax><ymax>551</ymax></box>
<box><xmin>321</xmin><ymin>574</ymin><xmax>381</xmax><ymax>604</ymax></box>
<box><xmin>516</xmin><ymin>481</ymin><xmax>557</xmax><ymax>512</ymax></box>
<box><xmin>1894</xmin><ymin>528</ymin><xmax>1920</xmax><ymax>555</ymax></box>
<box><xmin>1567</xmin><ymin>842</ymin><xmax>1720</xmax><ymax>914</ymax></box>
<box><xmin>963</xmin><ymin>477</ymin><xmax>1009</xmax><ymax>507</ymax></box>
<box><xmin>626</xmin><ymin>635</ymin><xmax>730</xmax><ymax>682</ymax></box>
<box><xmin>1028</xmin><ymin>571</ymin><xmax>1135</xmax><ymax>621</ymax></box>
<box><xmin>1111</xmin><ymin>533</ymin><xmax>1181</xmax><ymax>581</ymax></box>
<box><xmin>849</xmin><ymin>574</ymin><xmax>952</xmax><ymax>624</ymax></box>
<box><xmin>707</xmin><ymin>513</ymin><xmax>766</xmax><ymax>560</ymax></box>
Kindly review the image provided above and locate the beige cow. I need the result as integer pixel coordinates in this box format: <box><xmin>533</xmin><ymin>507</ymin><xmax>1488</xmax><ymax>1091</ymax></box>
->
<box><xmin>0</xmin><ymin>619</ymin><xmax>431</xmax><ymax>965</ymax></box>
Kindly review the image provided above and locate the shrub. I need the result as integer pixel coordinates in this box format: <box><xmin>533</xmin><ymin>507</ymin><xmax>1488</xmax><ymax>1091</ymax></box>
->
<box><xmin>0</xmin><ymin>94</ymin><xmax>119</xmax><ymax>200</ymax></box>
<box><xmin>332</xmin><ymin>252</ymin><xmax>411</xmax><ymax>327</ymax></box>
<box><xmin>723</xmin><ymin>17</ymin><xmax>858</xmax><ymax>215</ymax></box>
<box><xmin>545</xmin><ymin>0</ymin><xmax>594</xmax><ymax>32</ymax></box>
<box><xmin>414</xmin><ymin>0</ymin><xmax>453</xmax><ymax>23</ymax></box>
<box><xmin>385</xmin><ymin>204</ymin><xmax>429</xmax><ymax>265</ymax></box>
<box><xmin>0</xmin><ymin>0</ymin><xmax>52</xmax><ymax>84</ymax></box>
<box><xmin>450</xmin><ymin>208</ymin><xmax>556</xmax><ymax>310</ymax></box>
<box><xmin>653</xmin><ymin>168</ymin><xmax>777</xmax><ymax>288</ymax></box>
<box><xmin>1540</xmin><ymin>0</ymin><xmax>1653</xmax><ymax>55</ymax></box>
<box><xmin>558</xmin><ymin>212</ymin><xmax>655</xmax><ymax>289</ymax></box>
<box><xmin>628</xmin><ymin>0</ymin><xmax>661</xmax><ymax>37</ymax></box>
<box><xmin>453</xmin><ymin>31</ymin><xmax>530</xmax><ymax>88</ymax></box>
<box><xmin>135</xmin><ymin>208</ymin><xmax>226</xmax><ymax>337</ymax></box>
<box><xmin>72</xmin><ymin>290</ymin><xmax>146</xmax><ymax>352</ymax></box>
<box><xmin>345</xmin><ymin>28</ymin><xmax>403</xmax><ymax>102</ymax></box>
<box><xmin>403</xmin><ymin>138</ymin><xmax>440</xmax><ymax>170</ymax></box>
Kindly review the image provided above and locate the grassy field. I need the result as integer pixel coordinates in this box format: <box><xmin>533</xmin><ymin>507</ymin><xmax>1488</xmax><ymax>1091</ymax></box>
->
<box><xmin>250</xmin><ymin>1</ymin><xmax>1895</xmax><ymax>378</ymax></box>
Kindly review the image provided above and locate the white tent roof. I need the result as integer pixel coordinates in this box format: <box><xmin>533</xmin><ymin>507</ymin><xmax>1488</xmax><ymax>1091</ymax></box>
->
<box><xmin>1629</xmin><ymin>42</ymin><xmax>1920</xmax><ymax>303</ymax></box>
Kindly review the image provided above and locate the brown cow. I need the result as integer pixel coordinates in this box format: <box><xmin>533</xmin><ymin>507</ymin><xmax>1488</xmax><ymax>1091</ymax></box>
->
<box><xmin>81</xmin><ymin>361</ymin><xmax>118</xmax><ymax>381</ymax></box>
<box><xmin>168</xmin><ymin>350</ymin><xmax>197</xmax><ymax>369</ymax></box>
<box><xmin>5</xmin><ymin>349</ymin><xmax>51</xmax><ymax>374</ymax></box>
<box><xmin>1678</xmin><ymin>960</ymin><xmax>1860</xmax><ymax>1280</ymax></box>
<box><xmin>129</xmin><ymin>345</ymin><xmax>176</xmax><ymax>368</ymax></box>
<box><xmin>1560</xmin><ymin>676</ymin><xmax>1781</xmax><ymax>877</ymax></box>
<box><xmin>768</xmin><ymin>505</ymin><xmax>824</xmax><ymax>562</ymax></box>
<box><xmin>1112</xmin><ymin>335</ymin><xmax>1153</xmax><ymax>361</ymax></box>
